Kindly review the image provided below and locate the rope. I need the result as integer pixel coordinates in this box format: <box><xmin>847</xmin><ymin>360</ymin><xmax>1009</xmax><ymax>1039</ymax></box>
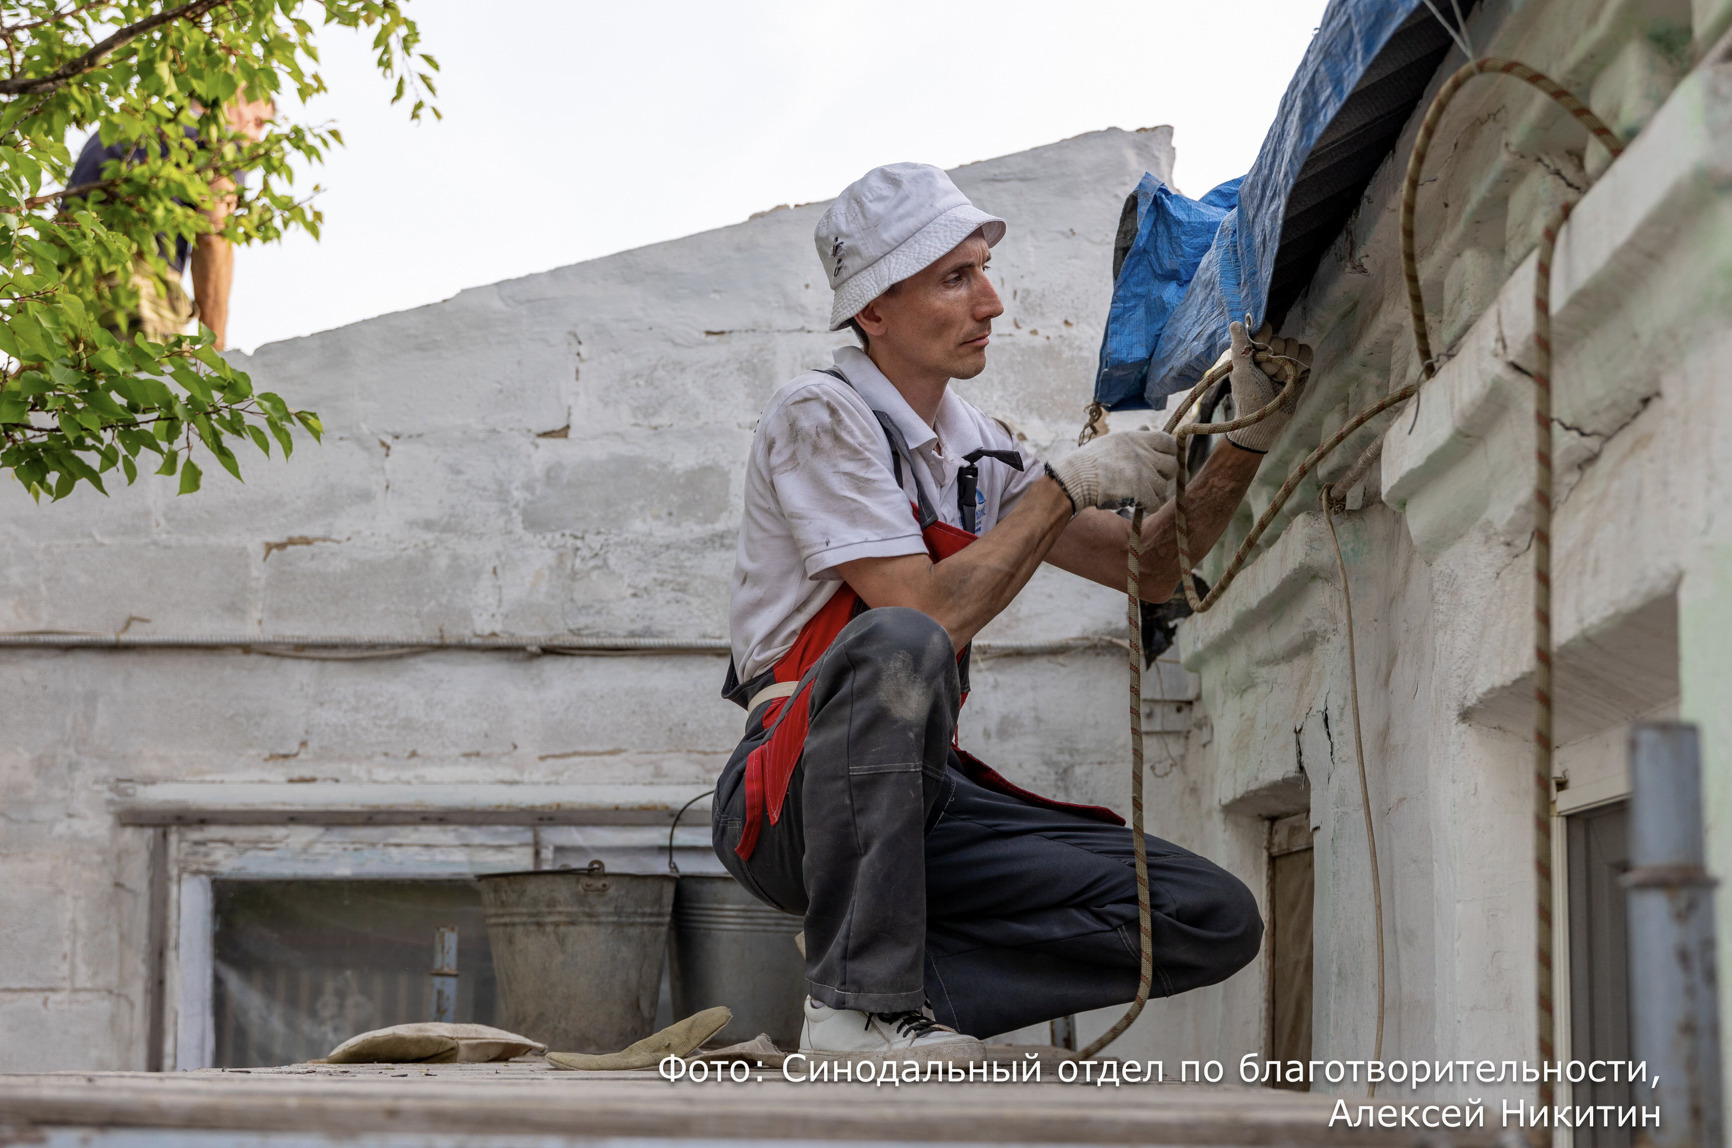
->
<box><xmin>1417</xmin><ymin>0</ymin><xmax>1475</xmax><ymax>61</ymax></box>
<box><xmin>1100</xmin><ymin>58</ymin><xmax>1622</xmax><ymax>1087</ymax></box>
<box><xmin>1081</xmin><ymin>506</ymin><xmax>1152</xmax><ymax>1058</ymax></box>
<box><xmin>1078</xmin><ymin>400</ymin><xmax>1111</xmax><ymax>446</ymax></box>
<box><xmin>1402</xmin><ymin>61</ymin><xmax>1621</xmax><ymax>1114</ymax></box>
<box><xmin>1529</xmin><ymin>197</ymin><xmax>1572</xmax><ymax>1110</ymax></box>
<box><xmin>1402</xmin><ymin>60</ymin><xmax>1622</xmax><ymax>388</ymax></box>
<box><xmin>1321</xmin><ymin>485</ymin><xmax>1385</xmax><ymax>1094</ymax></box>
<box><xmin>1331</xmin><ymin>438</ymin><xmax>1384</xmax><ymax>509</ymax></box>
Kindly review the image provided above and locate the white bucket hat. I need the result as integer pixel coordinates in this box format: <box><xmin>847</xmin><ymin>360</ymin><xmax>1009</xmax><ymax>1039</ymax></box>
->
<box><xmin>815</xmin><ymin>163</ymin><xmax>1006</xmax><ymax>332</ymax></box>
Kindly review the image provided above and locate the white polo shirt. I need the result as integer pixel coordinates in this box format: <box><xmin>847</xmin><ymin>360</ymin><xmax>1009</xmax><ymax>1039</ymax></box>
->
<box><xmin>729</xmin><ymin>346</ymin><xmax>1043</xmax><ymax>682</ymax></box>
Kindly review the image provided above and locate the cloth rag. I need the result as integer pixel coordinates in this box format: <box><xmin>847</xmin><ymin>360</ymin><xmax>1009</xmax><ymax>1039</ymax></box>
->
<box><xmin>324</xmin><ymin>1022</ymin><xmax>545</xmax><ymax>1064</ymax></box>
<box><xmin>545</xmin><ymin>1006</ymin><xmax>732</xmax><ymax>1071</ymax></box>
<box><xmin>689</xmin><ymin>1032</ymin><xmax>787</xmax><ymax>1069</ymax></box>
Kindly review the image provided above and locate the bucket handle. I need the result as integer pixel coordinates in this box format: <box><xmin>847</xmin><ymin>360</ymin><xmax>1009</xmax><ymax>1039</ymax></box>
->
<box><xmin>667</xmin><ymin>788</ymin><xmax>715</xmax><ymax>874</ymax></box>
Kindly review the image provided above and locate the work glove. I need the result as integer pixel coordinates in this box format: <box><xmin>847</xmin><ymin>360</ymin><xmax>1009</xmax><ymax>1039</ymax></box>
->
<box><xmin>1046</xmin><ymin>428</ymin><xmax>1178</xmax><ymax>513</ymax></box>
<box><xmin>1225</xmin><ymin>321</ymin><xmax>1313</xmax><ymax>454</ymax></box>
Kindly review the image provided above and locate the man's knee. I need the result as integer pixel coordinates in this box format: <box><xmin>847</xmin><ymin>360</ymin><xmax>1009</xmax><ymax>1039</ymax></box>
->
<box><xmin>1215</xmin><ymin>873</ymin><xmax>1265</xmax><ymax>975</ymax></box>
<box><xmin>808</xmin><ymin>607</ymin><xmax>958</xmax><ymax>786</ymax></box>
<box><xmin>835</xmin><ymin>607</ymin><xmax>956</xmax><ymax>686</ymax></box>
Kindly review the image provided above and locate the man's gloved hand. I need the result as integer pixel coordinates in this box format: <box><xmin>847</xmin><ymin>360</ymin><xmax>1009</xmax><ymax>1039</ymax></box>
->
<box><xmin>1225</xmin><ymin>321</ymin><xmax>1313</xmax><ymax>454</ymax></box>
<box><xmin>1046</xmin><ymin>428</ymin><xmax>1178</xmax><ymax>513</ymax></box>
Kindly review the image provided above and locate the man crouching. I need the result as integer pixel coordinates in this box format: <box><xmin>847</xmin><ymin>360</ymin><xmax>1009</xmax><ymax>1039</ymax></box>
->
<box><xmin>713</xmin><ymin>163</ymin><xmax>1300</xmax><ymax>1061</ymax></box>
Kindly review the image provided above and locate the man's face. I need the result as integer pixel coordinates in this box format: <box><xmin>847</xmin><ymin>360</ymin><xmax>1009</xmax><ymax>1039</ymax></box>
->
<box><xmin>225</xmin><ymin>96</ymin><xmax>275</xmax><ymax>142</ymax></box>
<box><xmin>859</xmin><ymin>232</ymin><xmax>1003</xmax><ymax>381</ymax></box>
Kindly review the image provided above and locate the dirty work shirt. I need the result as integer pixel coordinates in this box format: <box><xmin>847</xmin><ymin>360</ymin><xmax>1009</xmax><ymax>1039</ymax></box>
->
<box><xmin>729</xmin><ymin>345</ymin><xmax>1042</xmax><ymax>682</ymax></box>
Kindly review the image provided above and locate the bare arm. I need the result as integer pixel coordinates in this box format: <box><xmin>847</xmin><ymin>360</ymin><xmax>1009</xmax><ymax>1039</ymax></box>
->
<box><xmin>834</xmin><ymin>439</ymin><xmax>1262</xmax><ymax>648</ymax></box>
<box><xmin>190</xmin><ymin>176</ymin><xmax>235</xmax><ymax>349</ymax></box>
<box><xmin>833</xmin><ymin>476</ymin><xmax>1074</xmax><ymax>652</ymax></box>
<box><xmin>1044</xmin><ymin>440</ymin><xmax>1262</xmax><ymax>602</ymax></box>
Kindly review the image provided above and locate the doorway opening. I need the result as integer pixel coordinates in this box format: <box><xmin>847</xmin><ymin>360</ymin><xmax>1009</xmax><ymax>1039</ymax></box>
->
<box><xmin>1266</xmin><ymin>811</ymin><xmax>1314</xmax><ymax>1088</ymax></box>
<box><xmin>1565</xmin><ymin>801</ymin><xmax>1632</xmax><ymax>1147</ymax></box>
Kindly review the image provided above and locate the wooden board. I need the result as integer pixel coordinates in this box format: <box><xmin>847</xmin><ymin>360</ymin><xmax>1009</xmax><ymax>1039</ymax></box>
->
<box><xmin>0</xmin><ymin>1061</ymin><xmax>1492</xmax><ymax>1146</ymax></box>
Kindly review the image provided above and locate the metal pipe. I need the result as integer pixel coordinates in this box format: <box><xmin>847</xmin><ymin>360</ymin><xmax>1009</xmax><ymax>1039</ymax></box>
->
<box><xmin>429</xmin><ymin>926</ymin><xmax>459</xmax><ymax>1024</ymax></box>
<box><xmin>1625</xmin><ymin>722</ymin><xmax>1722</xmax><ymax>1148</ymax></box>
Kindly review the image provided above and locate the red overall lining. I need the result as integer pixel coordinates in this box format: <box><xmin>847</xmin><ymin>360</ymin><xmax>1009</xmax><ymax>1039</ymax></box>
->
<box><xmin>734</xmin><ymin>505</ymin><xmax>1123</xmax><ymax>861</ymax></box>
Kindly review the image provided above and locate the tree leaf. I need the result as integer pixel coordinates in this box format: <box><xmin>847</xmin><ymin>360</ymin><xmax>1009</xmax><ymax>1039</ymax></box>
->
<box><xmin>170</xmin><ymin>362</ymin><xmax>213</xmax><ymax>404</ymax></box>
<box><xmin>269</xmin><ymin>420</ymin><xmax>294</xmax><ymax>459</ymax></box>
<box><xmin>212</xmin><ymin>440</ymin><xmax>244</xmax><ymax>482</ymax></box>
<box><xmin>178</xmin><ymin>458</ymin><xmax>201</xmax><ymax>495</ymax></box>
<box><xmin>9</xmin><ymin>311</ymin><xmax>52</xmax><ymax>360</ymax></box>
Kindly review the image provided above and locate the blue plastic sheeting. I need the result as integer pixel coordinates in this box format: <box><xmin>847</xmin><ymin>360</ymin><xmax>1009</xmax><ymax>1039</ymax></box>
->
<box><xmin>1095</xmin><ymin>0</ymin><xmax>1425</xmax><ymax>410</ymax></box>
<box><xmin>1094</xmin><ymin>176</ymin><xmax>1241</xmax><ymax>412</ymax></box>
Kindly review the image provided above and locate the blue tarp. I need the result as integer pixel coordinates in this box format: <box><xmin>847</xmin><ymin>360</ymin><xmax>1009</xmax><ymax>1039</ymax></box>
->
<box><xmin>1095</xmin><ymin>0</ymin><xmax>1428</xmax><ymax>409</ymax></box>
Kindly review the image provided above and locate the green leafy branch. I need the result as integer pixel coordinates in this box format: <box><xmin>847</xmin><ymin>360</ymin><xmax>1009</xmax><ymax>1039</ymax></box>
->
<box><xmin>0</xmin><ymin>285</ymin><xmax>320</xmax><ymax>499</ymax></box>
<box><xmin>0</xmin><ymin>0</ymin><xmax>435</xmax><ymax>502</ymax></box>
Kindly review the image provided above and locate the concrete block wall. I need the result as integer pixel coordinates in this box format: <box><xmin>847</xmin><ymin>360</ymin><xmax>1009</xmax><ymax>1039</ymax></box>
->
<box><xmin>0</xmin><ymin>128</ymin><xmax>1212</xmax><ymax>1069</ymax></box>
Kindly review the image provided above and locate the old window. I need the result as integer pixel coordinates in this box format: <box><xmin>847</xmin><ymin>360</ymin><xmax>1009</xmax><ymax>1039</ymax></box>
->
<box><xmin>211</xmin><ymin>880</ymin><xmax>498</xmax><ymax>1068</ymax></box>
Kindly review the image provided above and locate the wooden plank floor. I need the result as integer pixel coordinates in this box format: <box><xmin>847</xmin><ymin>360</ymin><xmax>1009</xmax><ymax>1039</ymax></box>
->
<box><xmin>0</xmin><ymin>1060</ymin><xmax>1491</xmax><ymax>1146</ymax></box>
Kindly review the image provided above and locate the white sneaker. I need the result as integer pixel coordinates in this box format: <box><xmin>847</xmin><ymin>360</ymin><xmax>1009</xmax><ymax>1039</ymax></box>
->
<box><xmin>799</xmin><ymin>996</ymin><xmax>984</xmax><ymax>1063</ymax></box>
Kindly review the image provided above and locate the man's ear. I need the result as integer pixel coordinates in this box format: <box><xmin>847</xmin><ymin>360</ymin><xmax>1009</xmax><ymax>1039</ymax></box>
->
<box><xmin>854</xmin><ymin>296</ymin><xmax>889</xmax><ymax>341</ymax></box>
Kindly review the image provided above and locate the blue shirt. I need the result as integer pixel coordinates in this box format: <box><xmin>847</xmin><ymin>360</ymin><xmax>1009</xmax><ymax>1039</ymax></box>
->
<box><xmin>68</xmin><ymin>127</ymin><xmax>213</xmax><ymax>273</ymax></box>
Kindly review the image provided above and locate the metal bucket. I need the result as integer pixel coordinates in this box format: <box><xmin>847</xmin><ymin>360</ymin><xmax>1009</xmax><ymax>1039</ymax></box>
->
<box><xmin>668</xmin><ymin>875</ymin><xmax>804</xmax><ymax>1048</ymax></box>
<box><xmin>477</xmin><ymin>862</ymin><xmax>675</xmax><ymax>1053</ymax></box>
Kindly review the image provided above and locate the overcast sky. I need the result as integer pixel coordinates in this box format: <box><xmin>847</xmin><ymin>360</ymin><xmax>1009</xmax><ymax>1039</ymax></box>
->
<box><xmin>223</xmin><ymin>0</ymin><xmax>1332</xmax><ymax>353</ymax></box>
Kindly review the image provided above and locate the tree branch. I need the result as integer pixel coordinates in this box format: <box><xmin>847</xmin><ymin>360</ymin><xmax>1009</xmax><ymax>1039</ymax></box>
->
<box><xmin>0</xmin><ymin>21</ymin><xmax>19</xmax><ymax>80</ymax></box>
<box><xmin>8</xmin><ymin>0</ymin><xmax>112</xmax><ymax>36</ymax></box>
<box><xmin>0</xmin><ymin>0</ymin><xmax>234</xmax><ymax>97</ymax></box>
<box><xmin>7</xmin><ymin>169</ymin><xmax>126</xmax><ymax>209</ymax></box>
<box><xmin>0</xmin><ymin>134</ymin><xmax>283</xmax><ymax>213</ymax></box>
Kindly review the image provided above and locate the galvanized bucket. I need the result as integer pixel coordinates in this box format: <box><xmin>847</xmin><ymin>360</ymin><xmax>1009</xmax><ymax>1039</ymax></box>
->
<box><xmin>477</xmin><ymin>862</ymin><xmax>675</xmax><ymax>1053</ymax></box>
<box><xmin>668</xmin><ymin>875</ymin><xmax>804</xmax><ymax>1048</ymax></box>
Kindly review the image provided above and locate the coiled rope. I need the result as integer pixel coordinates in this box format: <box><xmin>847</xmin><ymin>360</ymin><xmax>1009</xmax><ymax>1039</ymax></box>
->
<box><xmin>1085</xmin><ymin>61</ymin><xmax>1622</xmax><ymax>1085</ymax></box>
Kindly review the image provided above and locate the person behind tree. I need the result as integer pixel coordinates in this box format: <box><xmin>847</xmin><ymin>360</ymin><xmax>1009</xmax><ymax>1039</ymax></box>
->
<box><xmin>66</xmin><ymin>90</ymin><xmax>273</xmax><ymax>349</ymax></box>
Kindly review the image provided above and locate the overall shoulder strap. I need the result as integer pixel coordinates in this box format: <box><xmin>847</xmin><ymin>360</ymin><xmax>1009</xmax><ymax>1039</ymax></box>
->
<box><xmin>818</xmin><ymin>366</ymin><xmax>938</xmax><ymax>528</ymax></box>
<box><xmin>954</xmin><ymin>448</ymin><xmax>1026</xmax><ymax>534</ymax></box>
